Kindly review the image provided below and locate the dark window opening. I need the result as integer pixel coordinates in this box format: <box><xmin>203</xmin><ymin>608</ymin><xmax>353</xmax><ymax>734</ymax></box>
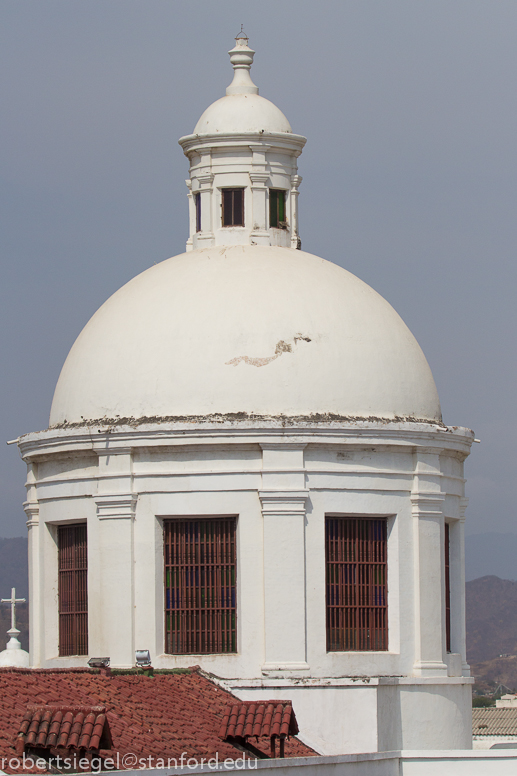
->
<box><xmin>269</xmin><ymin>189</ymin><xmax>287</xmax><ymax>229</ymax></box>
<box><xmin>164</xmin><ymin>517</ymin><xmax>237</xmax><ymax>654</ymax></box>
<box><xmin>445</xmin><ymin>522</ymin><xmax>451</xmax><ymax>653</ymax></box>
<box><xmin>222</xmin><ymin>189</ymin><xmax>244</xmax><ymax>227</ymax></box>
<box><xmin>195</xmin><ymin>192</ymin><xmax>201</xmax><ymax>233</ymax></box>
<box><xmin>58</xmin><ymin>523</ymin><xmax>88</xmax><ymax>656</ymax></box>
<box><xmin>325</xmin><ymin>516</ymin><xmax>388</xmax><ymax>651</ymax></box>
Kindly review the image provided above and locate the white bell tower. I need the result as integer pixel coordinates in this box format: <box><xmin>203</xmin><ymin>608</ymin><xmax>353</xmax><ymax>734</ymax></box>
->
<box><xmin>179</xmin><ymin>33</ymin><xmax>306</xmax><ymax>251</ymax></box>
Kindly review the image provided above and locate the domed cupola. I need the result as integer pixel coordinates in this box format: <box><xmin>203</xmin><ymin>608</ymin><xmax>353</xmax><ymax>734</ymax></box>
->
<box><xmin>18</xmin><ymin>35</ymin><xmax>474</xmax><ymax>759</ymax></box>
<box><xmin>46</xmin><ymin>37</ymin><xmax>443</xmax><ymax>428</ymax></box>
<box><xmin>179</xmin><ymin>32</ymin><xmax>306</xmax><ymax>251</ymax></box>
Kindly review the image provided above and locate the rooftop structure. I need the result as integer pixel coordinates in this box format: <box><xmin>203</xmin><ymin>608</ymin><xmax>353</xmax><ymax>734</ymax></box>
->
<box><xmin>0</xmin><ymin>666</ymin><xmax>314</xmax><ymax>772</ymax></box>
<box><xmin>18</xmin><ymin>35</ymin><xmax>473</xmax><ymax>755</ymax></box>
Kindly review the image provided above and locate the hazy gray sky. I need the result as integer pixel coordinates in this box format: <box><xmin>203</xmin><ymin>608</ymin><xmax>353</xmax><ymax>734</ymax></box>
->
<box><xmin>1</xmin><ymin>1</ymin><xmax>516</xmax><ymax>553</ymax></box>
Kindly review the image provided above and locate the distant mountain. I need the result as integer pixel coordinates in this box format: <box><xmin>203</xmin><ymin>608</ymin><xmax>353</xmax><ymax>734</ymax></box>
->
<box><xmin>0</xmin><ymin>537</ymin><xmax>28</xmax><ymax>599</ymax></box>
<box><xmin>466</xmin><ymin>576</ymin><xmax>517</xmax><ymax>663</ymax></box>
<box><xmin>469</xmin><ymin>655</ymin><xmax>517</xmax><ymax>694</ymax></box>
<box><xmin>466</xmin><ymin>533</ymin><xmax>517</xmax><ymax>582</ymax></box>
<box><xmin>467</xmin><ymin>575</ymin><xmax>517</xmax><ymax>692</ymax></box>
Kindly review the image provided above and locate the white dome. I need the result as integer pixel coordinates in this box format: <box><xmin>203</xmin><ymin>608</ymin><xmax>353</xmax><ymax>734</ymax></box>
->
<box><xmin>50</xmin><ymin>246</ymin><xmax>441</xmax><ymax>426</ymax></box>
<box><xmin>194</xmin><ymin>94</ymin><xmax>292</xmax><ymax>135</ymax></box>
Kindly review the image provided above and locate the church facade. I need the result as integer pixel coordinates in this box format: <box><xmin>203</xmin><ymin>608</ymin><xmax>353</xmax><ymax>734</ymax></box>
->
<box><xmin>18</xmin><ymin>35</ymin><xmax>473</xmax><ymax>755</ymax></box>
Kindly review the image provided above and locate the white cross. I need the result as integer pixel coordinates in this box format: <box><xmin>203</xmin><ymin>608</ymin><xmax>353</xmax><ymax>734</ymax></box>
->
<box><xmin>1</xmin><ymin>588</ymin><xmax>26</xmax><ymax>632</ymax></box>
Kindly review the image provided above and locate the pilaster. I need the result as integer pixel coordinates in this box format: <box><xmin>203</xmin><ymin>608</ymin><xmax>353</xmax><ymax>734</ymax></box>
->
<box><xmin>411</xmin><ymin>451</ymin><xmax>448</xmax><ymax>676</ymax></box>
<box><xmin>249</xmin><ymin>170</ymin><xmax>270</xmax><ymax>245</ymax></box>
<box><xmin>185</xmin><ymin>179</ymin><xmax>194</xmax><ymax>251</ymax></box>
<box><xmin>93</xmin><ymin>445</ymin><xmax>136</xmax><ymax>667</ymax></box>
<box><xmin>290</xmin><ymin>174</ymin><xmax>302</xmax><ymax>249</ymax></box>
<box><xmin>24</xmin><ymin>488</ymin><xmax>40</xmax><ymax>668</ymax></box>
<box><xmin>259</xmin><ymin>444</ymin><xmax>309</xmax><ymax>674</ymax></box>
<box><xmin>195</xmin><ymin>169</ymin><xmax>215</xmax><ymax>249</ymax></box>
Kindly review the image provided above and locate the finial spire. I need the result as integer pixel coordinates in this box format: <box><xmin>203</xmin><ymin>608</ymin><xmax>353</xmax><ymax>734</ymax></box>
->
<box><xmin>226</xmin><ymin>32</ymin><xmax>259</xmax><ymax>96</ymax></box>
<box><xmin>1</xmin><ymin>587</ymin><xmax>25</xmax><ymax>633</ymax></box>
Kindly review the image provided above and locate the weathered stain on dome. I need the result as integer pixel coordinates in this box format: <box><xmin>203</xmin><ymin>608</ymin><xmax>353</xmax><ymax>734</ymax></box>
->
<box><xmin>46</xmin><ymin>412</ymin><xmax>447</xmax><ymax>431</ymax></box>
<box><xmin>226</xmin><ymin>336</ymin><xmax>312</xmax><ymax>367</ymax></box>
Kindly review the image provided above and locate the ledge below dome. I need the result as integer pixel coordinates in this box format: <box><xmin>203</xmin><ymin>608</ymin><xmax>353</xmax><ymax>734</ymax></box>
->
<box><xmin>45</xmin><ymin>411</ymin><xmax>448</xmax><ymax>431</ymax></box>
<box><xmin>18</xmin><ymin>418</ymin><xmax>474</xmax><ymax>465</ymax></box>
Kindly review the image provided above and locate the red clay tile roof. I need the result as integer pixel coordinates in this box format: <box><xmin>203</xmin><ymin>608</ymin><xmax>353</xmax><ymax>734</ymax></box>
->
<box><xmin>16</xmin><ymin>706</ymin><xmax>111</xmax><ymax>753</ymax></box>
<box><xmin>219</xmin><ymin>701</ymin><xmax>299</xmax><ymax>740</ymax></box>
<box><xmin>0</xmin><ymin>667</ymin><xmax>317</xmax><ymax>773</ymax></box>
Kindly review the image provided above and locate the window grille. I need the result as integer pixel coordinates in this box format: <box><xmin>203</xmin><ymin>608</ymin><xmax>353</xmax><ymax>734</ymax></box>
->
<box><xmin>222</xmin><ymin>189</ymin><xmax>244</xmax><ymax>227</ymax></box>
<box><xmin>445</xmin><ymin>522</ymin><xmax>451</xmax><ymax>653</ymax></box>
<box><xmin>325</xmin><ymin>516</ymin><xmax>387</xmax><ymax>651</ymax></box>
<box><xmin>164</xmin><ymin>518</ymin><xmax>236</xmax><ymax>654</ymax></box>
<box><xmin>269</xmin><ymin>189</ymin><xmax>286</xmax><ymax>228</ymax></box>
<box><xmin>58</xmin><ymin>523</ymin><xmax>88</xmax><ymax>656</ymax></box>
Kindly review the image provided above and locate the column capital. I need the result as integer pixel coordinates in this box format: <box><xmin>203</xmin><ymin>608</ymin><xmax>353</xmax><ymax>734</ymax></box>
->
<box><xmin>197</xmin><ymin>172</ymin><xmax>214</xmax><ymax>187</ymax></box>
<box><xmin>411</xmin><ymin>491</ymin><xmax>446</xmax><ymax>518</ymax></box>
<box><xmin>95</xmin><ymin>494</ymin><xmax>137</xmax><ymax>520</ymax></box>
<box><xmin>259</xmin><ymin>490</ymin><xmax>309</xmax><ymax>517</ymax></box>
<box><xmin>249</xmin><ymin>171</ymin><xmax>269</xmax><ymax>186</ymax></box>
<box><xmin>23</xmin><ymin>501</ymin><xmax>39</xmax><ymax>527</ymax></box>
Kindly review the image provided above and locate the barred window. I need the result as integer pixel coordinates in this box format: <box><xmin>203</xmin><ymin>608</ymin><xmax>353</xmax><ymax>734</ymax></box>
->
<box><xmin>325</xmin><ymin>516</ymin><xmax>387</xmax><ymax>651</ymax></box>
<box><xmin>222</xmin><ymin>189</ymin><xmax>244</xmax><ymax>226</ymax></box>
<box><xmin>58</xmin><ymin>523</ymin><xmax>88</xmax><ymax>656</ymax></box>
<box><xmin>164</xmin><ymin>518</ymin><xmax>237</xmax><ymax>654</ymax></box>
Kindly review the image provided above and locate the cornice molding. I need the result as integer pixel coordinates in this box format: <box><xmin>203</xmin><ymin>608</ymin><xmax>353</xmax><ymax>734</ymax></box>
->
<box><xmin>18</xmin><ymin>421</ymin><xmax>474</xmax><ymax>461</ymax></box>
<box><xmin>179</xmin><ymin>132</ymin><xmax>307</xmax><ymax>156</ymax></box>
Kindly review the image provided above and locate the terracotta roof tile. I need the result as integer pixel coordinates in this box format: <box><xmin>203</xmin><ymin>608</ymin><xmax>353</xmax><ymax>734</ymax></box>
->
<box><xmin>219</xmin><ymin>701</ymin><xmax>299</xmax><ymax>740</ymax></box>
<box><xmin>0</xmin><ymin>668</ymin><xmax>316</xmax><ymax>773</ymax></box>
<box><xmin>16</xmin><ymin>706</ymin><xmax>111</xmax><ymax>753</ymax></box>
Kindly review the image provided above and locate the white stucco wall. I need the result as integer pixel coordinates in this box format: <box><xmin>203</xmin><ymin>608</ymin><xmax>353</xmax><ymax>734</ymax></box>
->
<box><xmin>20</xmin><ymin>419</ymin><xmax>473</xmax><ymax>754</ymax></box>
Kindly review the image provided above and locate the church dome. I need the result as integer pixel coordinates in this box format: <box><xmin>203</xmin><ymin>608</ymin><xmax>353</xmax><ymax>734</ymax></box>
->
<box><xmin>192</xmin><ymin>34</ymin><xmax>291</xmax><ymax>136</ymax></box>
<box><xmin>49</xmin><ymin>245</ymin><xmax>441</xmax><ymax>426</ymax></box>
<box><xmin>194</xmin><ymin>93</ymin><xmax>292</xmax><ymax>136</ymax></box>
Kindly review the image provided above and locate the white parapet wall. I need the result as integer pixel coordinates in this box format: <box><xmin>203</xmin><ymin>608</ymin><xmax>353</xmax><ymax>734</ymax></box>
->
<box><xmin>103</xmin><ymin>750</ymin><xmax>517</xmax><ymax>776</ymax></box>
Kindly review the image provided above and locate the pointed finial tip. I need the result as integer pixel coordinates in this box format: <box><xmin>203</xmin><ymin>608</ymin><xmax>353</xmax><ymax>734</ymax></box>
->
<box><xmin>235</xmin><ymin>24</ymin><xmax>248</xmax><ymax>43</ymax></box>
